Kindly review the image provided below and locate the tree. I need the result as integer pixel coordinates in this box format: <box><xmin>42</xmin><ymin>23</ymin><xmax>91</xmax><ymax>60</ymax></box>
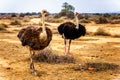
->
<box><xmin>62</xmin><ymin>2</ymin><xmax>69</xmax><ymax>13</ymax></box>
<box><xmin>59</xmin><ymin>2</ymin><xmax>75</xmax><ymax>19</ymax></box>
<box><xmin>62</xmin><ymin>2</ymin><xmax>75</xmax><ymax>13</ymax></box>
<box><xmin>68</xmin><ymin>5</ymin><xmax>75</xmax><ymax>12</ymax></box>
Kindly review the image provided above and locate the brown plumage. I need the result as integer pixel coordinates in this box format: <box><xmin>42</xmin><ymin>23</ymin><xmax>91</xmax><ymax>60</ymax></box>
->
<box><xmin>17</xmin><ymin>26</ymin><xmax>52</xmax><ymax>50</ymax></box>
<box><xmin>17</xmin><ymin>10</ymin><xmax>52</xmax><ymax>75</ymax></box>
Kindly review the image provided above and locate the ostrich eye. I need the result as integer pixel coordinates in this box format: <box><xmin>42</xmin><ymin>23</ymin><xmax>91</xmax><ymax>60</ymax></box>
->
<box><xmin>43</xmin><ymin>10</ymin><xmax>47</xmax><ymax>13</ymax></box>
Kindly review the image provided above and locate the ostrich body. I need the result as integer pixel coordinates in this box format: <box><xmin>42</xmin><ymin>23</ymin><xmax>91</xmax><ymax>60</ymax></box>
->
<box><xmin>58</xmin><ymin>12</ymin><xmax>86</xmax><ymax>55</ymax></box>
<box><xmin>17</xmin><ymin>10</ymin><xmax>52</xmax><ymax>75</ymax></box>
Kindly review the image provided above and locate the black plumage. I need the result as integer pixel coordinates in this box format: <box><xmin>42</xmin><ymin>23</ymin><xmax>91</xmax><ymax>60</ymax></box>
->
<box><xmin>58</xmin><ymin>22</ymin><xmax>86</xmax><ymax>39</ymax></box>
<box><xmin>58</xmin><ymin>12</ymin><xmax>86</xmax><ymax>55</ymax></box>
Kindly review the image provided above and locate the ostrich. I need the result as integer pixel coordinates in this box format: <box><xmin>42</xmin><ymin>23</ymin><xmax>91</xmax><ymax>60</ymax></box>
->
<box><xmin>17</xmin><ymin>10</ymin><xmax>52</xmax><ymax>75</ymax></box>
<box><xmin>58</xmin><ymin>12</ymin><xmax>86</xmax><ymax>55</ymax></box>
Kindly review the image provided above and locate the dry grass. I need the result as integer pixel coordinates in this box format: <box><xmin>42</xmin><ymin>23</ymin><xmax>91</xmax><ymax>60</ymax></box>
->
<box><xmin>94</xmin><ymin>27</ymin><xmax>111</xmax><ymax>36</ymax></box>
<box><xmin>33</xmin><ymin>48</ymin><xmax>75</xmax><ymax>63</ymax></box>
<box><xmin>0</xmin><ymin>23</ymin><xmax>8</xmax><ymax>30</ymax></box>
<box><xmin>46</xmin><ymin>17</ymin><xmax>64</xmax><ymax>23</ymax></box>
<box><xmin>73</xmin><ymin>62</ymin><xmax>120</xmax><ymax>72</ymax></box>
<box><xmin>112</xmin><ymin>34</ymin><xmax>120</xmax><ymax>38</ymax></box>
<box><xmin>10</xmin><ymin>20</ymin><xmax>21</xmax><ymax>25</ymax></box>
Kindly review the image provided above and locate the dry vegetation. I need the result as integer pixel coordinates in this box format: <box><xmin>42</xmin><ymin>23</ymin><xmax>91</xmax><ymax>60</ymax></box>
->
<box><xmin>0</xmin><ymin>13</ymin><xmax>120</xmax><ymax>80</ymax></box>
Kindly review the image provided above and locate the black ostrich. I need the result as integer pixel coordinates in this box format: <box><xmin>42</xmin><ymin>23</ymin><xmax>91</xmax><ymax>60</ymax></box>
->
<box><xmin>58</xmin><ymin>12</ymin><xmax>86</xmax><ymax>55</ymax></box>
<box><xmin>17</xmin><ymin>10</ymin><xmax>52</xmax><ymax>75</ymax></box>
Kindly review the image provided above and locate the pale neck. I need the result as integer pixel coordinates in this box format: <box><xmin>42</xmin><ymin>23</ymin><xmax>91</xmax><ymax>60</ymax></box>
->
<box><xmin>75</xmin><ymin>16</ymin><xmax>79</xmax><ymax>29</ymax></box>
<box><xmin>42</xmin><ymin>14</ymin><xmax>46</xmax><ymax>31</ymax></box>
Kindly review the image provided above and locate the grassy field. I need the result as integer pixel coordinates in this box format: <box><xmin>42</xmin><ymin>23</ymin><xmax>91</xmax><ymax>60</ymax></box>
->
<box><xmin>0</xmin><ymin>16</ymin><xmax>120</xmax><ymax>80</ymax></box>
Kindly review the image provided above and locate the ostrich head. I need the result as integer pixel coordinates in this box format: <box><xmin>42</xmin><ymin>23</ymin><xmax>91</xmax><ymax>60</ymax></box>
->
<box><xmin>41</xmin><ymin>10</ymin><xmax>48</xmax><ymax>26</ymax></box>
<box><xmin>75</xmin><ymin>12</ymin><xmax>80</xmax><ymax>17</ymax></box>
<box><xmin>42</xmin><ymin>10</ymin><xmax>48</xmax><ymax>16</ymax></box>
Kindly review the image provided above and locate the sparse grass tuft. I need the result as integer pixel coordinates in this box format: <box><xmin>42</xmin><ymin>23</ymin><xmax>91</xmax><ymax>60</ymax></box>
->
<box><xmin>94</xmin><ymin>27</ymin><xmax>111</xmax><ymax>36</ymax></box>
<box><xmin>10</xmin><ymin>20</ymin><xmax>21</xmax><ymax>25</ymax></box>
<box><xmin>33</xmin><ymin>48</ymin><xmax>75</xmax><ymax>63</ymax></box>
<box><xmin>73</xmin><ymin>62</ymin><xmax>120</xmax><ymax>72</ymax></box>
<box><xmin>0</xmin><ymin>23</ymin><xmax>8</xmax><ymax>30</ymax></box>
<box><xmin>39</xmin><ymin>22</ymin><xmax>42</xmax><ymax>26</ymax></box>
<box><xmin>54</xmin><ymin>18</ymin><xmax>64</xmax><ymax>23</ymax></box>
<box><xmin>112</xmin><ymin>34</ymin><xmax>120</xmax><ymax>38</ymax></box>
<box><xmin>46</xmin><ymin>17</ymin><xmax>64</xmax><ymax>23</ymax></box>
<box><xmin>39</xmin><ymin>22</ymin><xmax>50</xmax><ymax>26</ymax></box>
<box><xmin>80</xmin><ymin>19</ymin><xmax>90</xmax><ymax>23</ymax></box>
<box><xmin>95</xmin><ymin>17</ymin><xmax>108</xmax><ymax>24</ymax></box>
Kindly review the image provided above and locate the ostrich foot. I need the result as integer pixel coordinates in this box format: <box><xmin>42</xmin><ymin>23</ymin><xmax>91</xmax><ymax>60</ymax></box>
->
<box><xmin>66</xmin><ymin>52</ymin><xmax>73</xmax><ymax>57</ymax></box>
<box><xmin>32</xmin><ymin>70</ymin><xmax>38</xmax><ymax>76</ymax></box>
<box><xmin>30</xmin><ymin>69</ymin><xmax>38</xmax><ymax>76</ymax></box>
<box><xmin>30</xmin><ymin>64</ymin><xmax>38</xmax><ymax>76</ymax></box>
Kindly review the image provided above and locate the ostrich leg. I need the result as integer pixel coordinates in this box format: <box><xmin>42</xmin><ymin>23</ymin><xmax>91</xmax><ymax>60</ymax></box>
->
<box><xmin>29</xmin><ymin>49</ymin><xmax>38</xmax><ymax>75</ymax></box>
<box><xmin>68</xmin><ymin>39</ymin><xmax>72</xmax><ymax>54</ymax></box>
<box><xmin>63</xmin><ymin>34</ymin><xmax>67</xmax><ymax>55</ymax></box>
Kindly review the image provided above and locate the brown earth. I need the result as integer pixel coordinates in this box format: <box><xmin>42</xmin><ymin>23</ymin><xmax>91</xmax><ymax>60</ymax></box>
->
<box><xmin>0</xmin><ymin>19</ymin><xmax>120</xmax><ymax>80</ymax></box>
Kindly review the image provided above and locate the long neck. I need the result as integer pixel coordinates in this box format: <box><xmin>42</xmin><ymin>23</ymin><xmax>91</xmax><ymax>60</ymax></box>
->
<box><xmin>39</xmin><ymin>14</ymin><xmax>47</xmax><ymax>41</ymax></box>
<box><xmin>42</xmin><ymin>14</ymin><xmax>46</xmax><ymax>32</ymax></box>
<box><xmin>75</xmin><ymin>16</ymin><xmax>79</xmax><ymax>29</ymax></box>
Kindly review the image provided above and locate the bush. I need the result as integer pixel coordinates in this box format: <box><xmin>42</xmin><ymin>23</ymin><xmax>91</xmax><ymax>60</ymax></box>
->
<box><xmin>54</xmin><ymin>14</ymin><xmax>61</xmax><ymax>18</ymax></box>
<box><xmin>58</xmin><ymin>11</ymin><xmax>74</xmax><ymax>19</ymax></box>
<box><xmin>94</xmin><ymin>27</ymin><xmax>111</xmax><ymax>36</ymax></box>
<box><xmin>19</xmin><ymin>13</ymin><xmax>25</xmax><ymax>17</ymax></box>
<box><xmin>110</xmin><ymin>20</ymin><xmax>120</xmax><ymax>24</ymax></box>
<box><xmin>80</xmin><ymin>19</ymin><xmax>90</xmax><ymax>23</ymax></box>
<box><xmin>66</xmin><ymin>11</ymin><xmax>74</xmax><ymax>19</ymax></box>
<box><xmin>103</xmin><ymin>13</ymin><xmax>111</xmax><ymax>18</ymax></box>
<box><xmin>112</xmin><ymin>34</ymin><xmax>120</xmax><ymax>38</ymax></box>
<box><xmin>46</xmin><ymin>17</ymin><xmax>64</xmax><ymax>23</ymax></box>
<box><xmin>10</xmin><ymin>20</ymin><xmax>21</xmax><ymax>25</ymax></box>
<box><xmin>96</xmin><ymin>17</ymin><xmax>108</xmax><ymax>24</ymax></box>
<box><xmin>0</xmin><ymin>23</ymin><xmax>8</xmax><ymax>30</ymax></box>
<box><xmin>11</xmin><ymin>14</ymin><xmax>17</xmax><ymax>17</ymax></box>
<box><xmin>54</xmin><ymin>18</ymin><xmax>64</xmax><ymax>23</ymax></box>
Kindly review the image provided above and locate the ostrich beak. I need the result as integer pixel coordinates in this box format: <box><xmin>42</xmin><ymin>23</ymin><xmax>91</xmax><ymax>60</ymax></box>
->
<box><xmin>75</xmin><ymin>12</ymin><xmax>80</xmax><ymax>16</ymax></box>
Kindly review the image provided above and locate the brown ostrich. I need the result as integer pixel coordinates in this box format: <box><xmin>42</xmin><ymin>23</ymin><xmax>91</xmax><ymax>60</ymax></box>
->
<box><xmin>58</xmin><ymin>12</ymin><xmax>86</xmax><ymax>55</ymax></box>
<box><xmin>17</xmin><ymin>10</ymin><xmax>52</xmax><ymax>75</ymax></box>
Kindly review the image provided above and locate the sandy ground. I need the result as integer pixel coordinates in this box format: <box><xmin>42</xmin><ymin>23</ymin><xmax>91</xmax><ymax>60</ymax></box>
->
<box><xmin>0</xmin><ymin>20</ymin><xmax>120</xmax><ymax>80</ymax></box>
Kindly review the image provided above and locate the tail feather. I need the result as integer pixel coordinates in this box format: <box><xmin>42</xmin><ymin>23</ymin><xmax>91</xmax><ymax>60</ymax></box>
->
<box><xmin>58</xmin><ymin>23</ymin><xmax>65</xmax><ymax>35</ymax></box>
<box><xmin>78</xmin><ymin>24</ymin><xmax>86</xmax><ymax>36</ymax></box>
